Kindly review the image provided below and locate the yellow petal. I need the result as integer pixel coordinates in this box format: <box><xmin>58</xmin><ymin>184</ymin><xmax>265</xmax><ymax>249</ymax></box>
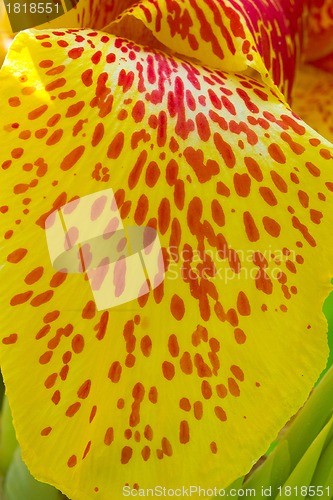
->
<box><xmin>107</xmin><ymin>0</ymin><xmax>307</xmax><ymax>100</ymax></box>
<box><xmin>0</xmin><ymin>29</ymin><xmax>333</xmax><ymax>499</ymax></box>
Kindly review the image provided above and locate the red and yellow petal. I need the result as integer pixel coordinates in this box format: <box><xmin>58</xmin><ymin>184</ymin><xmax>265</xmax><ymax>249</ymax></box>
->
<box><xmin>305</xmin><ymin>0</ymin><xmax>333</xmax><ymax>62</ymax></box>
<box><xmin>293</xmin><ymin>64</ymin><xmax>333</xmax><ymax>142</ymax></box>
<box><xmin>0</xmin><ymin>29</ymin><xmax>333</xmax><ymax>499</ymax></box>
<box><xmin>107</xmin><ymin>0</ymin><xmax>307</xmax><ymax>101</ymax></box>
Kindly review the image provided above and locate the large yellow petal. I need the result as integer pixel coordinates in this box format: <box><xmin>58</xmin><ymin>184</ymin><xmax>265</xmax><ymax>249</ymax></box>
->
<box><xmin>0</xmin><ymin>29</ymin><xmax>333</xmax><ymax>499</ymax></box>
<box><xmin>107</xmin><ymin>0</ymin><xmax>308</xmax><ymax>100</ymax></box>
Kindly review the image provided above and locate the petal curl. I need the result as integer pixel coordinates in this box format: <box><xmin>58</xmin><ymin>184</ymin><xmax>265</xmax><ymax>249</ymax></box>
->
<box><xmin>1</xmin><ymin>29</ymin><xmax>333</xmax><ymax>499</ymax></box>
<box><xmin>107</xmin><ymin>0</ymin><xmax>307</xmax><ymax>100</ymax></box>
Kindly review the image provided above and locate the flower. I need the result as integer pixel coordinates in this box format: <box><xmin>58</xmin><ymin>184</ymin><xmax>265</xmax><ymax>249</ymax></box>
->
<box><xmin>0</xmin><ymin>0</ymin><xmax>333</xmax><ymax>498</ymax></box>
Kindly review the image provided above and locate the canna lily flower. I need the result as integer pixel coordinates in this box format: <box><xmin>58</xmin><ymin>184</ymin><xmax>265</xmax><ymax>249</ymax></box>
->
<box><xmin>0</xmin><ymin>0</ymin><xmax>333</xmax><ymax>498</ymax></box>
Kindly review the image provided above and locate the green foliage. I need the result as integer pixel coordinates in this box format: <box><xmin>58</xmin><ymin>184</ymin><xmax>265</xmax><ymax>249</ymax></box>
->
<box><xmin>0</xmin><ymin>397</ymin><xmax>17</xmax><ymax>474</ymax></box>
<box><xmin>4</xmin><ymin>448</ymin><xmax>62</xmax><ymax>500</ymax></box>
<box><xmin>0</xmin><ymin>394</ymin><xmax>63</xmax><ymax>499</ymax></box>
<box><xmin>220</xmin><ymin>365</ymin><xmax>333</xmax><ymax>499</ymax></box>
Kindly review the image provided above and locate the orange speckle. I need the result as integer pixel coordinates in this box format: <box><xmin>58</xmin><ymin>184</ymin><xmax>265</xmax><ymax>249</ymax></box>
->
<box><xmin>28</xmin><ymin>104</ymin><xmax>48</xmax><ymax>120</ymax></box>
<box><xmin>228</xmin><ymin>378</ymin><xmax>241</xmax><ymax>397</ymax></box>
<box><xmin>237</xmin><ymin>291</ymin><xmax>251</xmax><ymax>316</ymax></box>
<box><xmin>39</xmin><ymin>351</ymin><xmax>53</xmax><ymax>364</ymax></box>
<box><xmin>168</xmin><ymin>334</ymin><xmax>179</xmax><ymax>357</ymax></box>
<box><xmin>31</xmin><ymin>290</ymin><xmax>54</xmax><ymax>307</ymax></box>
<box><xmin>179</xmin><ymin>398</ymin><xmax>191</xmax><ymax>411</ymax></box>
<box><xmin>82</xmin><ymin>301</ymin><xmax>96</xmax><ymax>319</ymax></box>
<box><xmin>43</xmin><ymin>310</ymin><xmax>60</xmax><ymax>323</ymax></box>
<box><xmin>108</xmin><ymin>361</ymin><xmax>122</xmax><ymax>383</ymax></box>
<box><xmin>2</xmin><ymin>333</ymin><xmax>18</xmax><ymax>345</ymax></box>
<box><xmin>243</xmin><ymin>211</ymin><xmax>259</xmax><ymax>242</ymax></box>
<box><xmin>162</xmin><ymin>437</ymin><xmax>173</xmax><ymax>456</ymax></box>
<box><xmin>244</xmin><ymin>157</ymin><xmax>263</xmax><ymax>181</ymax></box>
<box><xmin>259</xmin><ymin>186</ymin><xmax>277</xmax><ymax>206</ymax></box>
<box><xmin>211</xmin><ymin>199</ymin><xmax>225</xmax><ymax>226</ymax></box>
<box><xmin>82</xmin><ymin>441</ymin><xmax>92</xmax><ymax>459</ymax></box>
<box><xmin>268</xmin><ymin>143</ymin><xmax>286</xmax><ymax>164</ymax></box>
<box><xmin>60</xmin><ymin>365</ymin><xmax>69</xmax><ymax>381</ymax></box>
<box><xmin>141</xmin><ymin>446</ymin><xmax>151</xmax><ymax>461</ymax></box>
<box><xmin>44</xmin><ymin>373</ymin><xmax>57</xmax><ymax>389</ymax></box>
<box><xmin>125</xmin><ymin>354</ymin><xmax>136</xmax><ymax>367</ymax></box>
<box><xmin>194</xmin><ymin>354</ymin><xmax>212</xmax><ymax>377</ymax></box>
<box><xmin>148</xmin><ymin>387</ymin><xmax>158</xmax><ymax>404</ymax></box>
<box><xmin>215</xmin><ymin>406</ymin><xmax>227</xmax><ymax>421</ymax></box>
<box><xmin>170</xmin><ymin>294</ymin><xmax>185</xmax><ymax>320</ymax></box>
<box><xmin>255</xmin><ymin>268</ymin><xmax>273</xmax><ymax>294</ymax></box>
<box><xmin>162</xmin><ymin>361</ymin><xmax>175</xmax><ymax>380</ymax></box>
<box><xmin>41</xmin><ymin>426</ymin><xmax>52</xmax><ymax>436</ymax></box>
<box><xmin>179</xmin><ymin>421</ymin><xmax>190</xmax><ymax>444</ymax></box>
<box><xmin>233</xmin><ymin>173</ymin><xmax>251</xmax><ymax>197</ymax></box>
<box><xmin>36</xmin><ymin>325</ymin><xmax>51</xmax><ymax>340</ymax></box>
<box><xmin>271</xmin><ymin>171</ymin><xmax>288</xmax><ymax>192</ymax></box>
<box><xmin>89</xmin><ymin>405</ymin><xmax>97</xmax><ymax>423</ymax></box>
<box><xmin>216</xmin><ymin>384</ymin><xmax>227</xmax><ymax>398</ymax></box>
<box><xmin>46</xmin><ymin>129</ymin><xmax>64</xmax><ymax>146</ymax></box>
<box><xmin>306</xmin><ymin>162</ymin><xmax>320</xmax><ymax>177</ymax></box>
<box><xmin>140</xmin><ymin>335</ymin><xmax>152</xmax><ymax>357</ymax></box>
<box><xmin>51</xmin><ymin>390</ymin><xmax>60</xmax><ymax>405</ymax></box>
<box><xmin>25</xmin><ymin>267</ymin><xmax>44</xmax><ymax>284</ymax></box>
<box><xmin>50</xmin><ymin>272</ymin><xmax>67</xmax><ymax>287</ymax></box>
<box><xmin>7</xmin><ymin>248</ymin><xmax>27</xmax><ymax>263</ymax></box>
<box><xmin>134</xmin><ymin>195</ymin><xmax>149</xmax><ymax>225</ymax></box>
<box><xmin>104</xmin><ymin>427</ymin><xmax>114</xmax><ymax>445</ymax></box>
<box><xmin>210</xmin><ymin>441</ymin><xmax>218</xmax><ymax>454</ymax></box>
<box><xmin>67</xmin><ymin>455</ymin><xmax>77</xmax><ymax>468</ymax></box>
<box><xmin>77</xmin><ymin>380</ymin><xmax>91</xmax><ymax>399</ymax></box>
<box><xmin>66</xmin><ymin>402</ymin><xmax>81</xmax><ymax>417</ymax></box>
<box><xmin>121</xmin><ymin>446</ymin><xmax>133</xmax><ymax>464</ymax></box>
<box><xmin>201</xmin><ymin>380</ymin><xmax>212</xmax><ymax>399</ymax></box>
<box><xmin>72</xmin><ymin>334</ymin><xmax>84</xmax><ymax>354</ymax></box>
<box><xmin>263</xmin><ymin>216</ymin><xmax>281</xmax><ymax>237</ymax></box>
<box><xmin>11</xmin><ymin>148</ymin><xmax>24</xmax><ymax>159</ymax></box>
<box><xmin>180</xmin><ymin>352</ymin><xmax>193</xmax><ymax>374</ymax></box>
<box><xmin>107</xmin><ymin>132</ymin><xmax>124</xmax><ymax>159</ymax></box>
<box><xmin>10</xmin><ymin>290</ymin><xmax>33</xmax><ymax>306</ymax></box>
<box><xmin>8</xmin><ymin>96</ymin><xmax>21</xmax><ymax>107</ymax></box>
<box><xmin>60</xmin><ymin>145</ymin><xmax>85</xmax><ymax>171</ymax></box>
<box><xmin>231</xmin><ymin>365</ymin><xmax>244</xmax><ymax>381</ymax></box>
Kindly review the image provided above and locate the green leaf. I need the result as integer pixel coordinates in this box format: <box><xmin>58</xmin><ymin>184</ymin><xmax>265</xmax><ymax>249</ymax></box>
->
<box><xmin>311</xmin><ymin>430</ymin><xmax>333</xmax><ymax>489</ymax></box>
<box><xmin>242</xmin><ymin>365</ymin><xmax>333</xmax><ymax>496</ymax></box>
<box><xmin>0</xmin><ymin>397</ymin><xmax>17</xmax><ymax>474</ymax></box>
<box><xmin>4</xmin><ymin>448</ymin><xmax>61</xmax><ymax>500</ymax></box>
<box><xmin>321</xmin><ymin>288</ymin><xmax>333</xmax><ymax>376</ymax></box>
<box><xmin>278</xmin><ymin>416</ymin><xmax>333</xmax><ymax>498</ymax></box>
